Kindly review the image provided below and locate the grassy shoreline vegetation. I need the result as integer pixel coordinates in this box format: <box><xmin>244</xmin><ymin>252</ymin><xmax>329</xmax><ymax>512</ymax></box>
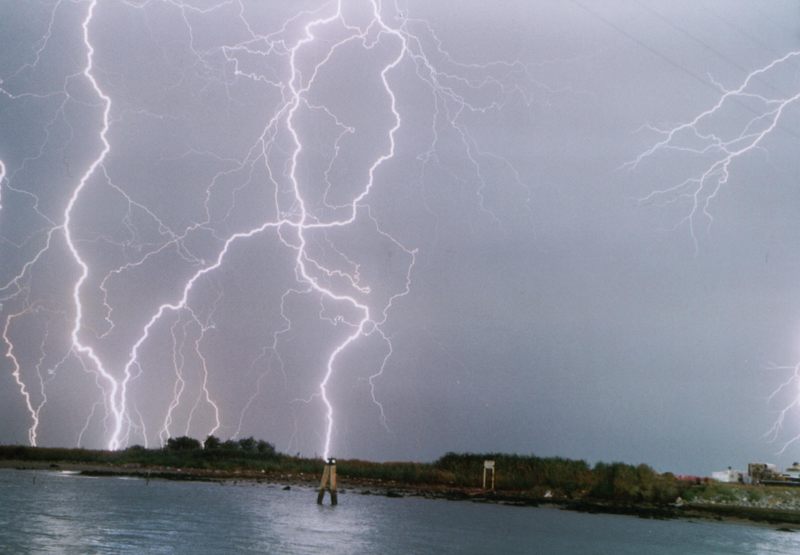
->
<box><xmin>4</xmin><ymin>439</ymin><xmax>800</xmax><ymax>527</ymax></box>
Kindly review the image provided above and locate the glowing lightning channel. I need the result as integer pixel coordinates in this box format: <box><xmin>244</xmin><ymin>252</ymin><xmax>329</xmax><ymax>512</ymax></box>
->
<box><xmin>2</xmin><ymin>0</ymin><xmax>531</xmax><ymax>457</ymax></box>
<box><xmin>279</xmin><ymin>0</ymin><xmax>412</xmax><ymax>460</ymax></box>
<box><xmin>764</xmin><ymin>362</ymin><xmax>800</xmax><ymax>454</ymax></box>
<box><xmin>3</xmin><ymin>308</ymin><xmax>40</xmax><ymax>445</ymax></box>
<box><xmin>626</xmin><ymin>50</ymin><xmax>800</xmax><ymax>253</ymax></box>
<box><xmin>184</xmin><ymin>304</ymin><xmax>222</xmax><ymax>439</ymax></box>
<box><xmin>115</xmin><ymin>218</ymin><xmax>287</xmax><ymax>449</ymax></box>
<box><xmin>60</xmin><ymin>0</ymin><xmax>126</xmax><ymax>449</ymax></box>
<box><xmin>0</xmin><ymin>158</ymin><xmax>5</xmax><ymax>212</ymax></box>
<box><xmin>629</xmin><ymin>51</ymin><xmax>800</xmax><ymax>453</ymax></box>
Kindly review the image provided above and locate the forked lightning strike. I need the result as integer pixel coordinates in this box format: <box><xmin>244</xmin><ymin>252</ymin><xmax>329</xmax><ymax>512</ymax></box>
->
<box><xmin>629</xmin><ymin>50</ymin><xmax>800</xmax><ymax>453</ymax></box>
<box><xmin>627</xmin><ymin>50</ymin><xmax>800</xmax><ymax>253</ymax></box>
<box><xmin>0</xmin><ymin>0</ymin><xmax>529</xmax><ymax>458</ymax></box>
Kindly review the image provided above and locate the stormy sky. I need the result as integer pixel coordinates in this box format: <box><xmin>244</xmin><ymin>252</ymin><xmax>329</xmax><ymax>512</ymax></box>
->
<box><xmin>2</xmin><ymin>0</ymin><xmax>800</xmax><ymax>476</ymax></box>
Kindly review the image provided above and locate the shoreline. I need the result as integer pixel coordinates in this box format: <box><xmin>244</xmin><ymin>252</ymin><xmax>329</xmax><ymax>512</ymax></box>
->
<box><xmin>4</xmin><ymin>460</ymin><xmax>800</xmax><ymax>531</ymax></box>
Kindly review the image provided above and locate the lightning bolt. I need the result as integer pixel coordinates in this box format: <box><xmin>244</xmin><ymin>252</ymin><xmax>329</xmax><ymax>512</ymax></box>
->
<box><xmin>764</xmin><ymin>362</ymin><xmax>800</xmax><ymax>454</ymax></box>
<box><xmin>61</xmin><ymin>0</ymin><xmax>124</xmax><ymax>448</ymax></box>
<box><xmin>626</xmin><ymin>50</ymin><xmax>800</xmax><ymax>253</ymax></box>
<box><xmin>3</xmin><ymin>306</ymin><xmax>42</xmax><ymax>445</ymax></box>
<box><xmin>0</xmin><ymin>0</ymin><xmax>114</xmax><ymax>447</ymax></box>
<box><xmin>629</xmin><ymin>51</ymin><xmax>800</xmax><ymax>453</ymax></box>
<box><xmin>0</xmin><ymin>158</ymin><xmax>6</xmax><ymax>212</ymax></box>
<box><xmin>1</xmin><ymin>0</ymin><xmax>531</xmax><ymax>459</ymax></box>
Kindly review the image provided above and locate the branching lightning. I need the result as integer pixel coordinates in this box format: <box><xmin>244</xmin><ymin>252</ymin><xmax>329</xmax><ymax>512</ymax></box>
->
<box><xmin>764</xmin><ymin>362</ymin><xmax>800</xmax><ymax>454</ymax></box>
<box><xmin>63</xmin><ymin>0</ymin><xmax>122</xmax><ymax>448</ymax></box>
<box><xmin>0</xmin><ymin>158</ymin><xmax>6</xmax><ymax>212</ymax></box>
<box><xmin>0</xmin><ymin>0</ymin><xmax>530</xmax><ymax>458</ymax></box>
<box><xmin>626</xmin><ymin>50</ymin><xmax>800</xmax><ymax>253</ymax></box>
<box><xmin>629</xmin><ymin>50</ymin><xmax>800</xmax><ymax>454</ymax></box>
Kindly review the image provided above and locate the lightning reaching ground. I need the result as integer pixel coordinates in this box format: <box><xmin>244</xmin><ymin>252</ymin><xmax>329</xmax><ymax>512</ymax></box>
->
<box><xmin>628</xmin><ymin>49</ymin><xmax>800</xmax><ymax>453</ymax></box>
<box><xmin>0</xmin><ymin>0</ymin><xmax>531</xmax><ymax>458</ymax></box>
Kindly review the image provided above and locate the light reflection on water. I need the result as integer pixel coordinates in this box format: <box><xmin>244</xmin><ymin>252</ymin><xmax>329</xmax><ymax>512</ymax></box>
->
<box><xmin>2</xmin><ymin>468</ymin><xmax>800</xmax><ymax>554</ymax></box>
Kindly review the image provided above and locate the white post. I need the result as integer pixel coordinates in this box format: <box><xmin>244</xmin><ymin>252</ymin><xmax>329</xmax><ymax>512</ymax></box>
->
<box><xmin>483</xmin><ymin>460</ymin><xmax>495</xmax><ymax>491</ymax></box>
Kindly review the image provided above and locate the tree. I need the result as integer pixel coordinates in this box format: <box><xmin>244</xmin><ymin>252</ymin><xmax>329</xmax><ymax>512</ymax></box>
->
<box><xmin>204</xmin><ymin>435</ymin><xmax>221</xmax><ymax>450</ymax></box>
<box><xmin>221</xmin><ymin>439</ymin><xmax>239</xmax><ymax>451</ymax></box>
<box><xmin>165</xmin><ymin>436</ymin><xmax>202</xmax><ymax>451</ymax></box>
<box><xmin>256</xmin><ymin>440</ymin><xmax>275</xmax><ymax>456</ymax></box>
<box><xmin>238</xmin><ymin>436</ymin><xmax>257</xmax><ymax>452</ymax></box>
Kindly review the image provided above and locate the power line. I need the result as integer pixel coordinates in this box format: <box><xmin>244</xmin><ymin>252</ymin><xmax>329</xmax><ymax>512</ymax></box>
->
<box><xmin>569</xmin><ymin>0</ymin><xmax>800</xmax><ymax>140</ymax></box>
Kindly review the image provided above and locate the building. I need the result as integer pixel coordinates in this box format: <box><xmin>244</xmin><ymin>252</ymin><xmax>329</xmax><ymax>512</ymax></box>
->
<box><xmin>747</xmin><ymin>462</ymin><xmax>780</xmax><ymax>484</ymax></box>
<box><xmin>784</xmin><ymin>462</ymin><xmax>800</xmax><ymax>481</ymax></box>
<box><xmin>711</xmin><ymin>467</ymin><xmax>743</xmax><ymax>483</ymax></box>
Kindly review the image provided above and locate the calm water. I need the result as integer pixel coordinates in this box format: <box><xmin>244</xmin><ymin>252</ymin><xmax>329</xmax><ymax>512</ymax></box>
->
<box><xmin>1</xmin><ymin>469</ymin><xmax>799</xmax><ymax>554</ymax></box>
